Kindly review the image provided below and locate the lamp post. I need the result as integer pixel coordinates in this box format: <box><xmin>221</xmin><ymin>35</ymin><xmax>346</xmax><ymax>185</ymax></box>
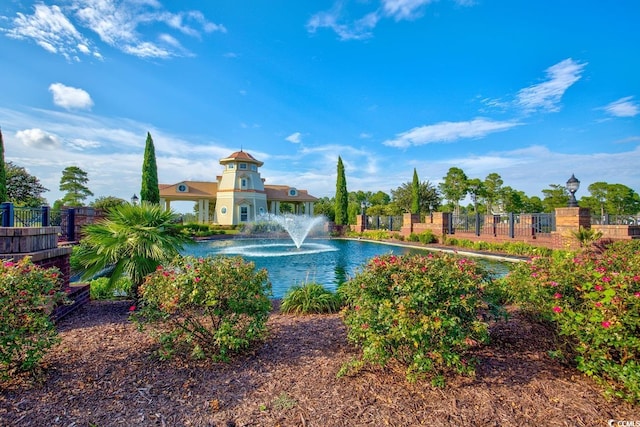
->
<box><xmin>566</xmin><ymin>174</ymin><xmax>580</xmax><ymax>207</ymax></box>
<box><xmin>131</xmin><ymin>194</ymin><xmax>139</xmax><ymax>206</ymax></box>
<box><xmin>361</xmin><ymin>201</ymin><xmax>366</xmax><ymax>215</ymax></box>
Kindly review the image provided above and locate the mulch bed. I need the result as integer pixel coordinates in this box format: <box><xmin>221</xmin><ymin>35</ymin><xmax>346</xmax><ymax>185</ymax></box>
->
<box><xmin>1</xmin><ymin>300</ymin><xmax>637</xmax><ymax>426</ymax></box>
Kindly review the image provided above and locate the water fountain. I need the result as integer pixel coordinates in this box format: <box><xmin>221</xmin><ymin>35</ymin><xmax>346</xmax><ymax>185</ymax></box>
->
<box><xmin>251</xmin><ymin>213</ymin><xmax>327</xmax><ymax>249</ymax></box>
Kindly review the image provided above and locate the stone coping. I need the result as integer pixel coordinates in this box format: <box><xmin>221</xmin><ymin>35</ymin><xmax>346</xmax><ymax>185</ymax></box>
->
<box><xmin>0</xmin><ymin>246</ymin><xmax>73</xmax><ymax>262</ymax></box>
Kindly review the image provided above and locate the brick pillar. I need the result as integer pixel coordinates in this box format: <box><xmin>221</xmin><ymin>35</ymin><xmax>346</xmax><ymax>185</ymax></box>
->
<box><xmin>553</xmin><ymin>207</ymin><xmax>592</xmax><ymax>249</ymax></box>
<box><xmin>355</xmin><ymin>214</ymin><xmax>366</xmax><ymax>232</ymax></box>
<box><xmin>400</xmin><ymin>213</ymin><xmax>419</xmax><ymax>237</ymax></box>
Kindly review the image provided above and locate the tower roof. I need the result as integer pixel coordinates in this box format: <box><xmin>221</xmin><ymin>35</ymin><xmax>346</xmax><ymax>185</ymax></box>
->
<box><xmin>220</xmin><ymin>150</ymin><xmax>263</xmax><ymax>166</ymax></box>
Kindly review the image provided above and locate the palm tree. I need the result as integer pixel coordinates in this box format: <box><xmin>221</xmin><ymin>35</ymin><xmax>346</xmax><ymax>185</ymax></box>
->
<box><xmin>75</xmin><ymin>202</ymin><xmax>192</xmax><ymax>300</ymax></box>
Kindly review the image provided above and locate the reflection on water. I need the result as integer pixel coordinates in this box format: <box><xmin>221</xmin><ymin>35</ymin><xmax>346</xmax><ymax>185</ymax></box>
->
<box><xmin>182</xmin><ymin>238</ymin><xmax>512</xmax><ymax>299</ymax></box>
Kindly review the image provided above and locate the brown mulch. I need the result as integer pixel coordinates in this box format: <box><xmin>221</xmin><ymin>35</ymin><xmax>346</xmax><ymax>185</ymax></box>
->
<box><xmin>1</xmin><ymin>301</ymin><xmax>637</xmax><ymax>427</ymax></box>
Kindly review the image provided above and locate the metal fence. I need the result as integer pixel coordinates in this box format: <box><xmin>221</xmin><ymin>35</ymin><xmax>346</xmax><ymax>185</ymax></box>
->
<box><xmin>450</xmin><ymin>212</ymin><xmax>556</xmax><ymax>238</ymax></box>
<box><xmin>0</xmin><ymin>203</ymin><xmax>50</xmax><ymax>227</ymax></box>
<box><xmin>364</xmin><ymin>215</ymin><xmax>404</xmax><ymax>232</ymax></box>
<box><xmin>591</xmin><ymin>214</ymin><xmax>640</xmax><ymax>225</ymax></box>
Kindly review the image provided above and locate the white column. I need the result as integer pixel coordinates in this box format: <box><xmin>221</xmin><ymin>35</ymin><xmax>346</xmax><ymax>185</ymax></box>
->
<box><xmin>204</xmin><ymin>199</ymin><xmax>210</xmax><ymax>223</ymax></box>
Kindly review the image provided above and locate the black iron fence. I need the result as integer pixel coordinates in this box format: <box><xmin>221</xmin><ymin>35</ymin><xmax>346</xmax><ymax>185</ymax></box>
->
<box><xmin>449</xmin><ymin>212</ymin><xmax>556</xmax><ymax>238</ymax></box>
<box><xmin>364</xmin><ymin>215</ymin><xmax>404</xmax><ymax>232</ymax></box>
<box><xmin>0</xmin><ymin>203</ymin><xmax>50</xmax><ymax>227</ymax></box>
<box><xmin>591</xmin><ymin>214</ymin><xmax>640</xmax><ymax>225</ymax></box>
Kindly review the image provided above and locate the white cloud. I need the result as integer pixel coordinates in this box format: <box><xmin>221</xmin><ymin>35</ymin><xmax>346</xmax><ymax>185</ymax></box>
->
<box><xmin>602</xmin><ymin>96</ymin><xmax>639</xmax><ymax>118</ymax></box>
<box><xmin>381</xmin><ymin>0</ymin><xmax>434</xmax><ymax>21</ymax></box>
<box><xmin>307</xmin><ymin>7</ymin><xmax>379</xmax><ymax>41</ymax></box>
<box><xmin>49</xmin><ymin>83</ymin><xmax>94</xmax><ymax>110</ymax></box>
<box><xmin>4</xmin><ymin>4</ymin><xmax>99</xmax><ymax>61</ymax></box>
<box><xmin>285</xmin><ymin>132</ymin><xmax>302</xmax><ymax>143</ymax></box>
<box><xmin>516</xmin><ymin>58</ymin><xmax>587</xmax><ymax>113</ymax></box>
<box><xmin>16</xmin><ymin>128</ymin><xmax>60</xmax><ymax>150</ymax></box>
<box><xmin>383</xmin><ymin>118</ymin><xmax>521</xmax><ymax>148</ymax></box>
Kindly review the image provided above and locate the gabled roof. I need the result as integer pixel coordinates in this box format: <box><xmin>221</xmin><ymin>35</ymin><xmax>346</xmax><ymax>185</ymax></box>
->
<box><xmin>264</xmin><ymin>185</ymin><xmax>318</xmax><ymax>202</ymax></box>
<box><xmin>159</xmin><ymin>181</ymin><xmax>218</xmax><ymax>199</ymax></box>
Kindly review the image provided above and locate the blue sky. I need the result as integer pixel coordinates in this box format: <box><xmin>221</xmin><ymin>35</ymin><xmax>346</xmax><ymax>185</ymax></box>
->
<box><xmin>1</xmin><ymin>0</ymin><xmax>639</xmax><ymax>212</ymax></box>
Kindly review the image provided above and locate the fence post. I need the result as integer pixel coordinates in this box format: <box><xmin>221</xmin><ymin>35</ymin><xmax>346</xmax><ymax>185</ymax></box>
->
<box><xmin>447</xmin><ymin>212</ymin><xmax>454</xmax><ymax>235</ymax></box>
<box><xmin>41</xmin><ymin>205</ymin><xmax>50</xmax><ymax>227</ymax></box>
<box><xmin>475</xmin><ymin>212</ymin><xmax>480</xmax><ymax>236</ymax></box>
<box><xmin>509</xmin><ymin>212</ymin><xmax>515</xmax><ymax>238</ymax></box>
<box><xmin>67</xmin><ymin>208</ymin><xmax>76</xmax><ymax>241</ymax></box>
<box><xmin>389</xmin><ymin>216</ymin><xmax>393</xmax><ymax>231</ymax></box>
<box><xmin>1</xmin><ymin>202</ymin><xmax>14</xmax><ymax>227</ymax></box>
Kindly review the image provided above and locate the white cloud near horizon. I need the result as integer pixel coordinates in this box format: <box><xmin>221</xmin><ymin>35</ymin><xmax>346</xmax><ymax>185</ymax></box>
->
<box><xmin>383</xmin><ymin>118</ymin><xmax>520</xmax><ymax>148</ymax></box>
<box><xmin>1</xmin><ymin>0</ymin><xmax>225</xmax><ymax>60</ymax></box>
<box><xmin>49</xmin><ymin>83</ymin><xmax>94</xmax><ymax>110</ymax></box>
<box><xmin>16</xmin><ymin>128</ymin><xmax>60</xmax><ymax>150</ymax></box>
<box><xmin>516</xmin><ymin>58</ymin><xmax>587</xmax><ymax>113</ymax></box>
<box><xmin>603</xmin><ymin>96</ymin><xmax>639</xmax><ymax>118</ymax></box>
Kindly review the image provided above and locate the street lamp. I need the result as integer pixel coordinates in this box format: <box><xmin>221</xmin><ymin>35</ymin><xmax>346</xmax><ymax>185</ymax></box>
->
<box><xmin>131</xmin><ymin>194</ymin><xmax>139</xmax><ymax>206</ymax></box>
<box><xmin>361</xmin><ymin>201</ymin><xmax>367</xmax><ymax>215</ymax></box>
<box><xmin>566</xmin><ymin>174</ymin><xmax>580</xmax><ymax>207</ymax></box>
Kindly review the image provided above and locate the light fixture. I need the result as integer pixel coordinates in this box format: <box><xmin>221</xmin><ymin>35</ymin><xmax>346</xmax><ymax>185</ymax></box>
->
<box><xmin>566</xmin><ymin>174</ymin><xmax>580</xmax><ymax>207</ymax></box>
<box><xmin>131</xmin><ymin>194</ymin><xmax>139</xmax><ymax>205</ymax></box>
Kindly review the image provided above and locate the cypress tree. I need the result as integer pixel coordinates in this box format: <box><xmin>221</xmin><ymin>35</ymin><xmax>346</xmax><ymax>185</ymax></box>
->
<box><xmin>0</xmin><ymin>127</ymin><xmax>6</xmax><ymax>203</ymax></box>
<box><xmin>335</xmin><ymin>156</ymin><xmax>348</xmax><ymax>226</ymax></box>
<box><xmin>411</xmin><ymin>168</ymin><xmax>420</xmax><ymax>215</ymax></box>
<box><xmin>140</xmin><ymin>132</ymin><xmax>160</xmax><ymax>204</ymax></box>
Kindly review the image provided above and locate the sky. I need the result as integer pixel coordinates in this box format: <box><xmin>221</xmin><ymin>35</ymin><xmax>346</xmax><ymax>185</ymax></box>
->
<box><xmin>1</xmin><ymin>0</ymin><xmax>639</xmax><ymax>213</ymax></box>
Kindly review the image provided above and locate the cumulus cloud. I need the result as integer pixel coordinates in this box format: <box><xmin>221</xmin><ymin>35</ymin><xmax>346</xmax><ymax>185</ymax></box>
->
<box><xmin>49</xmin><ymin>83</ymin><xmax>94</xmax><ymax>110</ymax></box>
<box><xmin>383</xmin><ymin>118</ymin><xmax>521</xmax><ymax>148</ymax></box>
<box><xmin>285</xmin><ymin>132</ymin><xmax>302</xmax><ymax>143</ymax></box>
<box><xmin>602</xmin><ymin>96</ymin><xmax>639</xmax><ymax>118</ymax></box>
<box><xmin>16</xmin><ymin>128</ymin><xmax>60</xmax><ymax>149</ymax></box>
<box><xmin>516</xmin><ymin>58</ymin><xmax>587</xmax><ymax>113</ymax></box>
<box><xmin>382</xmin><ymin>0</ymin><xmax>435</xmax><ymax>21</ymax></box>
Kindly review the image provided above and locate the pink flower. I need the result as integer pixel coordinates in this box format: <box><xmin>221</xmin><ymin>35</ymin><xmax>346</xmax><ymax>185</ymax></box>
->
<box><xmin>595</xmin><ymin>302</ymin><xmax>602</xmax><ymax>307</ymax></box>
<box><xmin>633</xmin><ymin>275</ymin><xmax>640</xmax><ymax>282</ymax></box>
<box><xmin>602</xmin><ymin>276</ymin><xmax>611</xmax><ymax>283</ymax></box>
<box><xmin>594</xmin><ymin>285</ymin><xmax>604</xmax><ymax>291</ymax></box>
<box><xmin>553</xmin><ymin>306</ymin><xmax>562</xmax><ymax>313</ymax></box>
<box><xmin>156</xmin><ymin>265</ymin><xmax>163</xmax><ymax>271</ymax></box>
<box><xmin>554</xmin><ymin>293</ymin><xmax>562</xmax><ymax>299</ymax></box>
<box><xmin>194</xmin><ymin>277</ymin><xmax>201</xmax><ymax>282</ymax></box>
<box><xmin>601</xmin><ymin>321</ymin><xmax>611</xmax><ymax>329</ymax></box>
<box><xmin>550</xmin><ymin>281</ymin><xmax>559</xmax><ymax>287</ymax></box>
<box><xmin>3</xmin><ymin>261</ymin><xmax>15</xmax><ymax>267</ymax></box>
<box><xmin>634</xmin><ymin>292</ymin><xmax>640</xmax><ymax>298</ymax></box>
<box><xmin>129</xmin><ymin>305</ymin><xmax>136</xmax><ymax>312</ymax></box>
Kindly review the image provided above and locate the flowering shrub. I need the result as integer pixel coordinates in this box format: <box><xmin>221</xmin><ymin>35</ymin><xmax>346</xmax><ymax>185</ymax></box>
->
<box><xmin>501</xmin><ymin>240</ymin><xmax>640</xmax><ymax>403</ymax></box>
<box><xmin>338</xmin><ymin>253</ymin><xmax>499</xmax><ymax>385</ymax></box>
<box><xmin>134</xmin><ymin>255</ymin><xmax>272</xmax><ymax>361</ymax></box>
<box><xmin>0</xmin><ymin>258</ymin><xmax>66</xmax><ymax>379</ymax></box>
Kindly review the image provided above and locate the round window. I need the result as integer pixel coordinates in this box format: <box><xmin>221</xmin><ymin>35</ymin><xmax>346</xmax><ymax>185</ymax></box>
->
<box><xmin>221</xmin><ymin>207</ymin><xmax>227</xmax><ymax>214</ymax></box>
<box><xmin>177</xmin><ymin>184</ymin><xmax>187</xmax><ymax>192</ymax></box>
<box><xmin>259</xmin><ymin>207</ymin><xmax>265</xmax><ymax>214</ymax></box>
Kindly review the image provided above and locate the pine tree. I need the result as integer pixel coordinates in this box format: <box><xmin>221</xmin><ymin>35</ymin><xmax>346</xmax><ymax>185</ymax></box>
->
<box><xmin>60</xmin><ymin>166</ymin><xmax>93</xmax><ymax>206</ymax></box>
<box><xmin>0</xmin><ymin>127</ymin><xmax>6</xmax><ymax>203</ymax></box>
<box><xmin>335</xmin><ymin>156</ymin><xmax>348</xmax><ymax>226</ymax></box>
<box><xmin>411</xmin><ymin>168</ymin><xmax>420</xmax><ymax>215</ymax></box>
<box><xmin>140</xmin><ymin>132</ymin><xmax>160</xmax><ymax>204</ymax></box>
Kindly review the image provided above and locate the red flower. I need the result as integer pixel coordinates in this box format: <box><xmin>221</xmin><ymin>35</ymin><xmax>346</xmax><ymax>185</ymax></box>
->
<box><xmin>601</xmin><ymin>321</ymin><xmax>611</xmax><ymax>329</ymax></box>
<box><xmin>552</xmin><ymin>306</ymin><xmax>562</xmax><ymax>313</ymax></box>
<box><xmin>594</xmin><ymin>285</ymin><xmax>603</xmax><ymax>291</ymax></box>
<box><xmin>553</xmin><ymin>293</ymin><xmax>562</xmax><ymax>299</ymax></box>
<box><xmin>129</xmin><ymin>305</ymin><xmax>137</xmax><ymax>312</ymax></box>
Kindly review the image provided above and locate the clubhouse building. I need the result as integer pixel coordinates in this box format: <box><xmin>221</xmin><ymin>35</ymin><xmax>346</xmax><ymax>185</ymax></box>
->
<box><xmin>159</xmin><ymin>150</ymin><xmax>318</xmax><ymax>225</ymax></box>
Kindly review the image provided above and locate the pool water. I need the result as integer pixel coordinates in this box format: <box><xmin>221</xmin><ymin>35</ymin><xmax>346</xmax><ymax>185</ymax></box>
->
<box><xmin>183</xmin><ymin>238</ymin><xmax>511</xmax><ymax>299</ymax></box>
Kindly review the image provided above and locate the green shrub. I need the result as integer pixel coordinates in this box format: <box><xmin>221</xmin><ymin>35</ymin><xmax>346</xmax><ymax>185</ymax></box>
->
<box><xmin>338</xmin><ymin>253</ymin><xmax>498</xmax><ymax>385</ymax></box>
<box><xmin>361</xmin><ymin>230</ymin><xmax>392</xmax><ymax>241</ymax></box>
<box><xmin>418</xmin><ymin>230</ymin><xmax>436</xmax><ymax>244</ymax></box>
<box><xmin>134</xmin><ymin>255</ymin><xmax>272</xmax><ymax>361</ymax></box>
<box><xmin>281</xmin><ymin>283</ymin><xmax>341</xmax><ymax>315</ymax></box>
<box><xmin>89</xmin><ymin>277</ymin><xmax>132</xmax><ymax>300</ymax></box>
<box><xmin>501</xmin><ymin>240</ymin><xmax>640</xmax><ymax>403</ymax></box>
<box><xmin>408</xmin><ymin>233</ymin><xmax>419</xmax><ymax>242</ymax></box>
<box><xmin>0</xmin><ymin>258</ymin><xmax>66</xmax><ymax>379</ymax></box>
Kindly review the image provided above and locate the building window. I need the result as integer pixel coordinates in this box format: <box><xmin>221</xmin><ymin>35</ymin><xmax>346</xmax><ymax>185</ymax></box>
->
<box><xmin>240</xmin><ymin>206</ymin><xmax>248</xmax><ymax>222</ymax></box>
<box><xmin>177</xmin><ymin>184</ymin><xmax>188</xmax><ymax>192</ymax></box>
<box><xmin>228</xmin><ymin>164</ymin><xmax>234</xmax><ymax>169</ymax></box>
<box><xmin>259</xmin><ymin>207</ymin><xmax>265</xmax><ymax>215</ymax></box>
<box><xmin>241</xmin><ymin>178</ymin><xmax>247</xmax><ymax>189</ymax></box>
<box><xmin>221</xmin><ymin>206</ymin><xmax>227</xmax><ymax>215</ymax></box>
<box><xmin>239</xmin><ymin>163</ymin><xmax>247</xmax><ymax>169</ymax></box>
<box><xmin>289</xmin><ymin>188</ymin><xmax>297</xmax><ymax>197</ymax></box>
<box><xmin>251</xmin><ymin>165</ymin><xmax>257</xmax><ymax>171</ymax></box>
